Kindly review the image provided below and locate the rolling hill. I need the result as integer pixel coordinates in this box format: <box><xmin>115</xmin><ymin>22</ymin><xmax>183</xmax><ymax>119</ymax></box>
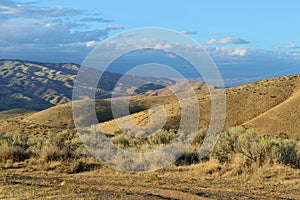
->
<box><xmin>1</xmin><ymin>73</ymin><xmax>300</xmax><ymax>139</ymax></box>
<box><xmin>99</xmin><ymin>74</ymin><xmax>300</xmax><ymax>138</ymax></box>
<box><xmin>0</xmin><ymin>59</ymin><xmax>175</xmax><ymax>111</ymax></box>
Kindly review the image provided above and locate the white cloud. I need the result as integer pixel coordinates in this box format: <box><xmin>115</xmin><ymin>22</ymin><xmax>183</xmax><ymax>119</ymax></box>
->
<box><xmin>81</xmin><ymin>17</ymin><xmax>114</xmax><ymax>23</ymax></box>
<box><xmin>229</xmin><ymin>48</ymin><xmax>248</xmax><ymax>56</ymax></box>
<box><xmin>0</xmin><ymin>0</ymin><xmax>124</xmax><ymax>62</ymax></box>
<box><xmin>106</xmin><ymin>24</ymin><xmax>124</xmax><ymax>30</ymax></box>
<box><xmin>280</xmin><ymin>44</ymin><xmax>300</xmax><ymax>49</ymax></box>
<box><xmin>181</xmin><ymin>30</ymin><xmax>197</xmax><ymax>35</ymax></box>
<box><xmin>206</xmin><ymin>46</ymin><xmax>249</xmax><ymax>57</ymax></box>
<box><xmin>206</xmin><ymin>37</ymin><xmax>250</xmax><ymax>45</ymax></box>
<box><xmin>86</xmin><ymin>41</ymin><xmax>97</xmax><ymax>47</ymax></box>
<box><xmin>115</xmin><ymin>38</ymin><xmax>173</xmax><ymax>50</ymax></box>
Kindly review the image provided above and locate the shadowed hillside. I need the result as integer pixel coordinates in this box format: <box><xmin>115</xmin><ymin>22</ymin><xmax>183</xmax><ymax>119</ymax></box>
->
<box><xmin>0</xmin><ymin>59</ymin><xmax>175</xmax><ymax>111</ymax></box>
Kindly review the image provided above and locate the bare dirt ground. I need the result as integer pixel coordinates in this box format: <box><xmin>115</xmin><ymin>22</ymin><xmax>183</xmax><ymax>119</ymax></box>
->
<box><xmin>1</xmin><ymin>162</ymin><xmax>300</xmax><ymax>199</ymax></box>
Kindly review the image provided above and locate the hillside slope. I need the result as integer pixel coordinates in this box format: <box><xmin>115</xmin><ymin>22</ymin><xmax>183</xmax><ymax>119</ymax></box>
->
<box><xmin>2</xmin><ymin>74</ymin><xmax>300</xmax><ymax>139</ymax></box>
<box><xmin>242</xmin><ymin>76</ymin><xmax>300</xmax><ymax>138</ymax></box>
<box><xmin>0</xmin><ymin>59</ymin><xmax>174</xmax><ymax>111</ymax></box>
<box><xmin>100</xmin><ymin>74</ymin><xmax>300</xmax><ymax>138</ymax></box>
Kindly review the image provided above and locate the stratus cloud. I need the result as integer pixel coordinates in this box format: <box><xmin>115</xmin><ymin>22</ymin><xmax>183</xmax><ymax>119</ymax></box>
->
<box><xmin>0</xmin><ymin>3</ymin><xmax>86</xmax><ymax>19</ymax></box>
<box><xmin>280</xmin><ymin>44</ymin><xmax>300</xmax><ymax>49</ymax></box>
<box><xmin>80</xmin><ymin>17</ymin><xmax>114</xmax><ymax>23</ymax></box>
<box><xmin>181</xmin><ymin>30</ymin><xmax>197</xmax><ymax>35</ymax></box>
<box><xmin>206</xmin><ymin>37</ymin><xmax>250</xmax><ymax>45</ymax></box>
<box><xmin>106</xmin><ymin>24</ymin><xmax>124</xmax><ymax>30</ymax></box>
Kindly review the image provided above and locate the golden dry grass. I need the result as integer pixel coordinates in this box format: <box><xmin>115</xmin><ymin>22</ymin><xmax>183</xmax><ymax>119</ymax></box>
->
<box><xmin>1</xmin><ymin>161</ymin><xmax>300</xmax><ymax>199</ymax></box>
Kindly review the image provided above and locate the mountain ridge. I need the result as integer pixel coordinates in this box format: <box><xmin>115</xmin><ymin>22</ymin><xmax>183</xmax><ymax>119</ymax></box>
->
<box><xmin>0</xmin><ymin>59</ymin><xmax>175</xmax><ymax>111</ymax></box>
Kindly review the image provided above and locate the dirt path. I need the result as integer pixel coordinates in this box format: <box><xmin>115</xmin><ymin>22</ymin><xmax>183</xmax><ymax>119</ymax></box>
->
<box><xmin>1</xmin><ymin>165</ymin><xmax>299</xmax><ymax>200</ymax></box>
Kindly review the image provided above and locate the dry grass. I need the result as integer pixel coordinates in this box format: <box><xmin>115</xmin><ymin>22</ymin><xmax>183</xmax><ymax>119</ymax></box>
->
<box><xmin>1</xmin><ymin>161</ymin><xmax>299</xmax><ymax>199</ymax></box>
<box><xmin>0</xmin><ymin>144</ymin><xmax>27</xmax><ymax>163</ymax></box>
<box><xmin>1</xmin><ymin>74</ymin><xmax>300</xmax><ymax>198</ymax></box>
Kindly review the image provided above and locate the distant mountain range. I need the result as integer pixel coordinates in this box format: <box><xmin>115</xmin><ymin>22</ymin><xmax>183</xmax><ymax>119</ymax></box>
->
<box><xmin>0</xmin><ymin>59</ymin><xmax>175</xmax><ymax>110</ymax></box>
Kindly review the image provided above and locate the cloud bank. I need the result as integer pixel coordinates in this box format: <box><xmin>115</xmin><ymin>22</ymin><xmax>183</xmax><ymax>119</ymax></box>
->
<box><xmin>206</xmin><ymin>37</ymin><xmax>250</xmax><ymax>45</ymax></box>
<box><xmin>0</xmin><ymin>0</ymin><xmax>123</xmax><ymax>63</ymax></box>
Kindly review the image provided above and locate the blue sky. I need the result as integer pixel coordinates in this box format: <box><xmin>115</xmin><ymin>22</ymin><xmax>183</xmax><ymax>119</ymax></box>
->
<box><xmin>1</xmin><ymin>0</ymin><xmax>300</xmax><ymax>85</ymax></box>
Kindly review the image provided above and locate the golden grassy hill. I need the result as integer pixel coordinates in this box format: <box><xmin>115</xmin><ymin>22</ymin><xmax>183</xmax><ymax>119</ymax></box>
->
<box><xmin>242</xmin><ymin>75</ymin><xmax>300</xmax><ymax>138</ymax></box>
<box><xmin>2</xmin><ymin>74</ymin><xmax>300</xmax><ymax>139</ymax></box>
<box><xmin>0</xmin><ymin>95</ymin><xmax>177</xmax><ymax>135</ymax></box>
<box><xmin>144</xmin><ymin>80</ymin><xmax>214</xmax><ymax>96</ymax></box>
<box><xmin>100</xmin><ymin>74</ymin><xmax>300</xmax><ymax>138</ymax></box>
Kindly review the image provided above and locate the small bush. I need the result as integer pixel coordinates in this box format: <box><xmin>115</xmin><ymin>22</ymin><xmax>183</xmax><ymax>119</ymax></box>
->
<box><xmin>192</xmin><ymin>129</ymin><xmax>206</xmax><ymax>145</ymax></box>
<box><xmin>212</xmin><ymin>127</ymin><xmax>244</xmax><ymax>162</ymax></box>
<box><xmin>212</xmin><ymin>127</ymin><xmax>299</xmax><ymax>167</ymax></box>
<box><xmin>148</xmin><ymin>130</ymin><xmax>175</xmax><ymax>145</ymax></box>
<box><xmin>176</xmin><ymin>151</ymin><xmax>199</xmax><ymax>165</ymax></box>
<box><xmin>57</xmin><ymin>160</ymin><xmax>101</xmax><ymax>174</ymax></box>
<box><xmin>0</xmin><ymin>143</ymin><xmax>29</xmax><ymax>162</ymax></box>
<box><xmin>110</xmin><ymin>132</ymin><xmax>133</xmax><ymax>147</ymax></box>
<box><xmin>43</xmin><ymin>130</ymin><xmax>83</xmax><ymax>160</ymax></box>
<box><xmin>40</xmin><ymin>145</ymin><xmax>63</xmax><ymax>161</ymax></box>
<box><xmin>275</xmin><ymin>139</ymin><xmax>298</xmax><ymax>166</ymax></box>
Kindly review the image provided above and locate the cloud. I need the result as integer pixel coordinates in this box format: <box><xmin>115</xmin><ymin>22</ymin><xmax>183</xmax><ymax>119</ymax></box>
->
<box><xmin>181</xmin><ymin>30</ymin><xmax>197</xmax><ymax>35</ymax></box>
<box><xmin>0</xmin><ymin>3</ymin><xmax>86</xmax><ymax>19</ymax></box>
<box><xmin>80</xmin><ymin>17</ymin><xmax>114</xmax><ymax>23</ymax></box>
<box><xmin>206</xmin><ymin>46</ymin><xmax>248</xmax><ymax>57</ymax></box>
<box><xmin>280</xmin><ymin>44</ymin><xmax>300</xmax><ymax>49</ymax></box>
<box><xmin>0</xmin><ymin>20</ymin><xmax>107</xmax><ymax>45</ymax></box>
<box><xmin>106</xmin><ymin>24</ymin><xmax>124</xmax><ymax>30</ymax></box>
<box><xmin>86</xmin><ymin>41</ymin><xmax>97</xmax><ymax>47</ymax></box>
<box><xmin>0</xmin><ymin>0</ymin><xmax>124</xmax><ymax>63</ymax></box>
<box><xmin>206</xmin><ymin>37</ymin><xmax>250</xmax><ymax>45</ymax></box>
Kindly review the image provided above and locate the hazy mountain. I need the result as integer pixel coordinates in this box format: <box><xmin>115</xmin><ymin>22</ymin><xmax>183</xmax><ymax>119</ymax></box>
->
<box><xmin>0</xmin><ymin>59</ymin><xmax>175</xmax><ymax>111</ymax></box>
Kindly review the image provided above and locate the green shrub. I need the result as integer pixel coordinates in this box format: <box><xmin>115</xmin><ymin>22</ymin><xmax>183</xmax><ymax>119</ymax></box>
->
<box><xmin>148</xmin><ymin>130</ymin><xmax>175</xmax><ymax>145</ymax></box>
<box><xmin>212</xmin><ymin>127</ymin><xmax>244</xmax><ymax>162</ymax></box>
<box><xmin>43</xmin><ymin>130</ymin><xmax>83</xmax><ymax>160</ymax></box>
<box><xmin>110</xmin><ymin>132</ymin><xmax>133</xmax><ymax>147</ymax></box>
<box><xmin>212</xmin><ymin>127</ymin><xmax>299</xmax><ymax>167</ymax></box>
<box><xmin>275</xmin><ymin>139</ymin><xmax>297</xmax><ymax>166</ymax></box>
<box><xmin>192</xmin><ymin>129</ymin><xmax>206</xmax><ymax>145</ymax></box>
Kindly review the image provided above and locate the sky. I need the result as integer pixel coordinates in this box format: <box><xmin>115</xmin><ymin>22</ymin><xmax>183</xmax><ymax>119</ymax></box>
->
<box><xmin>1</xmin><ymin>0</ymin><xmax>300</xmax><ymax>85</ymax></box>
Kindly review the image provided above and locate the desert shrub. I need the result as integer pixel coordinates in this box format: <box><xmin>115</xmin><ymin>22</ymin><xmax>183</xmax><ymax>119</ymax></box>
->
<box><xmin>39</xmin><ymin>144</ymin><xmax>74</xmax><ymax>161</ymax></box>
<box><xmin>0</xmin><ymin>132</ymin><xmax>30</xmax><ymax>162</ymax></box>
<box><xmin>0</xmin><ymin>143</ymin><xmax>29</xmax><ymax>162</ymax></box>
<box><xmin>110</xmin><ymin>131</ymin><xmax>134</xmax><ymax>147</ymax></box>
<box><xmin>148</xmin><ymin>130</ymin><xmax>175</xmax><ymax>145</ymax></box>
<box><xmin>42</xmin><ymin>130</ymin><xmax>83</xmax><ymax>160</ymax></box>
<box><xmin>274</xmin><ymin>139</ymin><xmax>298</xmax><ymax>166</ymax></box>
<box><xmin>0</xmin><ymin>132</ymin><xmax>29</xmax><ymax>148</ymax></box>
<box><xmin>212</xmin><ymin>127</ymin><xmax>244</xmax><ymax>162</ymax></box>
<box><xmin>56</xmin><ymin>159</ymin><xmax>101</xmax><ymax>174</ymax></box>
<box><xmin>110</xmin><ymin>129</ymin><xmax>176</xmax><ymax>148</ymax></box>
<box><xmin>176</xmin><ymin>151</ymin><xmax>200</xmax><ymax>165</ymax></box>
<box><xmin>212</xmin><ymin>127</ymin><xmax>299</xmax><ymax>167</ymax></box>
<box><xmin>235</xmin><ymin>130</ymin><xmax>265</xmax><ymax>164</ymax></box>
<box><xmin>40</xmin><ymin>145</ymin><xmax>62</xmax><ymax>161</ymax></box>
<box><xmin>192</xmin><ymin>129</ymin><xmax>206</xmax><ymax>145</ymax></box>
<box><xmin>27</xmin><ymin>137</ymin><xmax>46</xmax><ymax>157</ymax></box>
